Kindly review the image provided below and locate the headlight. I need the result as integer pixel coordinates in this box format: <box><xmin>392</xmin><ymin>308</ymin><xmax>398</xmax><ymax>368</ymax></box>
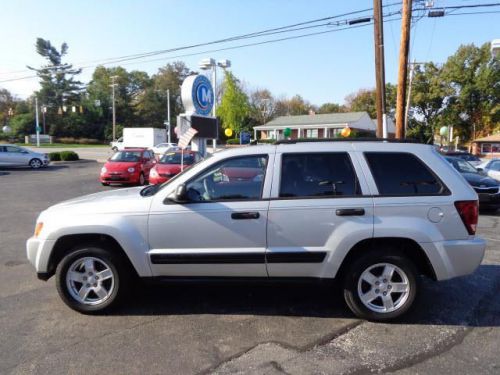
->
<box><xmin>150</xmin><ymin>169</ymin><xmax>158</xmax><ymax>177</ymax></box>
<box><xmin>127</xmin><ymin>167</ymin><xmax>135</xmax><ymax>173</ymax></box>
<box><xmin>34</xmin><ymin>222</ymin><xmax>44</xmax><ymax>238</ymax></box>
<box><xmin>101</xmin><ymin>167</ymin><xmax>107</xmax><ymax>174</ymax></box>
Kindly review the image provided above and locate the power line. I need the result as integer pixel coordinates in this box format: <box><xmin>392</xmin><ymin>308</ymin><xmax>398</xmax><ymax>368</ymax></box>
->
<box><xmin>1</xmin><ymin>2</ymin><xmax>498</xmax><ymax>84</ymax></box>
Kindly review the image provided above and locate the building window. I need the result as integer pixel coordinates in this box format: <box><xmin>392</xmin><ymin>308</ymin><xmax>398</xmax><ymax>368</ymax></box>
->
<box><xmin>306</xmin><ymin>129</ymin><xmax>318</xmax><ymax>138</ymax></box>
<box><xmin>482</xmin><ymin>144</ymin><xmax>492</xmax><ymax>153</ymax></box>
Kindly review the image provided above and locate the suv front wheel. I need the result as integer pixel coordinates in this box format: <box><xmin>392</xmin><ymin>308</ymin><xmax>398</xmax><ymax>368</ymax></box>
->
<box><xmin>55</xmin><ymin>246</ymin><xmax>128</xmax><ymax>313</ymax></box>
<box><xmin>343</xmin><ymin>251</ymin><xmax>418</xmax><ymax>321</ymax></box>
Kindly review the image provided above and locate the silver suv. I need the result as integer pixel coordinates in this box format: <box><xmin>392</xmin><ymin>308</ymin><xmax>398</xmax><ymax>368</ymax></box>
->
<box><xmin>26</xmin><ymin>140</ymin><xmax>485</xmax><ymax>321</ymax></box>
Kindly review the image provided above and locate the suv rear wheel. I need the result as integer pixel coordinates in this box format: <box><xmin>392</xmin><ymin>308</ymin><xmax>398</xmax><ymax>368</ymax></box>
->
<box><xmin>343</xmin><ymin>251</ymin><xmax>418</xmax><ymax>321</ymax></box>
<box><xmin>55</xmin><ymin>246</ymin><xmax>128</xmax><ymax>313</ymax></box>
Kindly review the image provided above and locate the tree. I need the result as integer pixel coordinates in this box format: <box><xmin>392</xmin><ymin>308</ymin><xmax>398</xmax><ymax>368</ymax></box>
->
<box><xmin>248</xmin><ymin>88</ymin><xmax>276</xmax><ymax>125</ymax></box>
<box><xmin>216</xmin><ymin>70</ymin><xmax>251</xmax><ymax>134</ymax></box>
<box><xmin>0</xmin><ymin>88</ymin><xmax>17</xmax><ymax>127</ymax></box>
<box><xmin>441</xmin><ymin>43</ymin><xmax>500</xmax><ymax>140</ymax></box>
<box><xmin>317</xmin><ymin>102</ymin><xmax>346</xmax><ymax>114</ymax></box>
<box><xmin>28</xmin><ymin>38</ymin><xmax>82</xmax><ymax>108</ymax></box>
<box><xmin>344</xmin><ymin>84</ymin><xmax>397</xmax><ymax>119</ymax></box>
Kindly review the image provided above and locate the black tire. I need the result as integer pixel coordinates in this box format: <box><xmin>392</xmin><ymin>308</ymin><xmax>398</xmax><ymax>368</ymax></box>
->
<box><xmin>342</xmin><ymin>251</ymin><xmax>418</xmax><ymax>321</ymax></box>
<box><xmin>101</xmin><ymin>182</ymin><xmax>110</xmax><ymax>186</ymax></box>
<box><xmin>29</xmin><ymin>158</ymin><xmax>43</xmax><ymax>169</ymax></box>
<box><xmin>55</xmin><ymin>246</ymin><xmax>129</xmax><ymax>314</ymax></box>
<box><xmin>112</xmin><ymin>147</ymin><xmax>118</xmax><ymax>152</ymax></box>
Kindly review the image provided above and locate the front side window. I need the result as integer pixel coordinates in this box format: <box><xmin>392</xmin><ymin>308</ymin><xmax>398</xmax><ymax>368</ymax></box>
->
<box><xmin>365</xmin><ymin>152</ymin><xmax>446</xmax><ymax>196</ymax></box>
<box><xmin>280</xmin><ymin>153</ymin><xmax>360</xmax><ymax>198</ymax></box>
<box><xmin>185</xmin><ymin>155</ymin><xmax>268</xmax><ymax>202</ymax></box>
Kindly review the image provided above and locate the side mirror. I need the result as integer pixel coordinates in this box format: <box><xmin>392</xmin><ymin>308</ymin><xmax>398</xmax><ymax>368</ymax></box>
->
<box><xmin>476</xmin><ymin>167</ymin><xmax>483</xmax><ymax>172</ymax></box>
<box><xmin>173</xmin><ymin>184</ymin><xmax>187</xmax><ymax>202</ymax></box>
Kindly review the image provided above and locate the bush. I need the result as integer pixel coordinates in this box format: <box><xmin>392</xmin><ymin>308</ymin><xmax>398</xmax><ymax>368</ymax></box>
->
<box><xmin>226</xmin><ymin>138</ymin><xmax>240</xmax><ymax>145</ymax></box>
<box><xmin>48</xmin><ymin>152</ymin><xmax>61</xmax><ymax>161</ymax></box>
<box><xmin>59</xmin><ymin>151</ymin><xmax>79</xmax><ymax>161</ymax></box>
<box><xmin>55</xmin><ymin>137</ymin><xmax>103</xmax><ymax>145</ymax></box>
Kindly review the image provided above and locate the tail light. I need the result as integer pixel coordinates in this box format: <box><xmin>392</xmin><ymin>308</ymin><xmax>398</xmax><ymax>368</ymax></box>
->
<box><xmin>454</xmin><ymin>200</ymin><xmax>478</xmax><ymax>235</ymax></box>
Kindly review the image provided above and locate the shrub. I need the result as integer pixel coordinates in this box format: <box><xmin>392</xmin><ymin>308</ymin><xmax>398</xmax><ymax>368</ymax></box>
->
<box><xmin>226</xmin><ymin>138</ymin><xmax>240</xmax><ymax>145</ymax></box>
<box><xmin>59</xmin><ymin>151</ymin><xmax>79</xmax><ymax>161</ymax></box>
<box><xmin>55</xmin><ymin>137</ymin><xmax>102</xmax><ymax>145</ymax></box>
<box><xmin>48</xmin><ymin>152</ymin><xmax>61</xmax><ymax>161</ymax></box>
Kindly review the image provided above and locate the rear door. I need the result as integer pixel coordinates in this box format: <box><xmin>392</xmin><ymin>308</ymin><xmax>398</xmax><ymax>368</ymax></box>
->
<box><xmin>266</xmin><ymin>145</ymin><xmax>374</xmax><ymax>278</ymax></box>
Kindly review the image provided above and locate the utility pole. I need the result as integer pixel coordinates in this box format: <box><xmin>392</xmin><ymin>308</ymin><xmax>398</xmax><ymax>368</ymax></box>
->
<box><xmin>110</xmin><ymin>75</ymin><xmax>118</xmax><ymax>141</ymax></box>
<box><xmin>395</xmin><ymin>0</ymin><xmax>412</xmax><ymax>139</ymax></box>
<box><xmin>373</xmin><ymin>0</ymin><xmax>387</xmax><ymax>138</ymax></box>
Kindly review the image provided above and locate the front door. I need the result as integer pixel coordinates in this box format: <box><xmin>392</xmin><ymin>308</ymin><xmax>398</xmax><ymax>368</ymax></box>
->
<box><xmin>266</xmin><ymin>150</ymin><xmax>374</xmax><ymax>278</ymax></box>
<box><xmin>148</xmin><ymin>154</ymin><xmax>273</xmax><ymax>277</ymax></box>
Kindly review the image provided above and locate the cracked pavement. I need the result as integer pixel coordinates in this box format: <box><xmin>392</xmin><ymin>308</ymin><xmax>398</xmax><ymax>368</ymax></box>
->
<box><xmin>1</xmin><ymin>163</ymin><xmax>499</xmax><ymax>374</ymax></box>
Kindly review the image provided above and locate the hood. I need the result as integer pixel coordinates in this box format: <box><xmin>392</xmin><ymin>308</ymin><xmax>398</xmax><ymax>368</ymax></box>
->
<box><xmin>104</xmin><ymin>161</ymin><xmax>139</xmax><ymax>172</ymax></box>
<box><xmin>46</xmin><ymin>186</ymin><xmax>151</xmax><ymax>215</ymax></box>
<box><xmin>461</xmin><ymin>172</ymin><xmax>499</xmax><ymax>187</ymax></box>
<box><xmin>155</xmin><ymin>164</ymin><xmax>183</xmax><ymax>175</ymax></box>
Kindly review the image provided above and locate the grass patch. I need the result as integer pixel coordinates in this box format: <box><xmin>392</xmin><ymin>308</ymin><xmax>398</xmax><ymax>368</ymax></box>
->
<box><xmin>17</xmin><ymin>143</ymin><xmax>108</xmax><ymax>148</ymax></box>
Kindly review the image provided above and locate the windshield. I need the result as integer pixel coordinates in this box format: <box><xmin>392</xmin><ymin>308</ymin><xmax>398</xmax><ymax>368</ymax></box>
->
<box><xmin>110</xmin><ymin>151</ymin><xmax>141</xmax><ymax>162</ymax></box>
<box><xmin>160</xmin><ymin>153</ymin><xmax>194</xmax><ymax>165</ymax></box>
<box><xmin>452</xmin><ymin>159</ymin><xmax>478</xmax><ymax>174</ymax></box>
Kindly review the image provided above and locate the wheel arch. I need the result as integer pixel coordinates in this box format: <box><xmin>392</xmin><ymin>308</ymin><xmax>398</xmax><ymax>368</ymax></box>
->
<box><xmin>336</xmin><ymin>237</ymin><xmax>437</xmax><ymax>281</ymax></box>
<box><xmin>47</xmin><ymin>233</ymin><xmax>140</xmax><ymax>279</ymax></box>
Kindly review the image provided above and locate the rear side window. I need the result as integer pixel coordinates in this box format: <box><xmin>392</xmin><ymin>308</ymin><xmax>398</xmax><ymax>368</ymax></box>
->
<box><xmin>280</xmin><ymin>153</ymin><xmax>360</xmax><ymax>198</ymax></box>
<box><xmin>364</xmin><ymin>152</ymin><xmax>447</xmax><ymax>196</ymax></box>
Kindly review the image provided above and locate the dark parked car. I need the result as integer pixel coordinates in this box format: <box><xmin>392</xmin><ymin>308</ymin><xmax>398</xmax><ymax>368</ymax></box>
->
<box><xmin>445</xmin><ymin>156</ymin><xmax>500</xmax><ymax>210</ymax></box>
<box><xmin>444</xmin><ymin>151</ymin><xmax>482</xmax><ymax>166</ymax></box>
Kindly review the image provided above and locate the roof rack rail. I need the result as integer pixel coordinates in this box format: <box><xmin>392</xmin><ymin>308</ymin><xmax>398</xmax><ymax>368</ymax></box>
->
<box><xmin>273</xmin><ymin>137</ymin><xmax>422</xmax><ymax>145</ymax></box>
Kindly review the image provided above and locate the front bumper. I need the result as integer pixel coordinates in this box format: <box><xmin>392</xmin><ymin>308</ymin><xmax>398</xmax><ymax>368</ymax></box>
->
<box><xmin>421</xmin><ymin>237</ymin><xmax>486</xmax><ymax>281</ymax></box>
<box><xmin>149</xmin><ymin>174</ymin><xmax>171</xmax><ymax>185</ymax></box>
<box><xmin>26</xmin><ymin>236</ymin><xmax>56</xmax><ymax>274</ymax></box>
<box><xmin>100</xmin><ymin>172</ymin><xmax>139</xmax><ymax>184</ymax></box>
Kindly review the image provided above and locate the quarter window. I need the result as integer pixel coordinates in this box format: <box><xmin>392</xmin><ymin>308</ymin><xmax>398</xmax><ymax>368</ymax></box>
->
<box><xmin>364</xmin><ymin>152</ymin><xmax>446</xmax><ymax>196</ymax></box>
<box><xmin>280</xmin><ymin>153</ymin><xmax>360</xmax><ymax>198</ymax></box>
<box><xmin>185</xmin><ymin>155</ymin><xmax>268</xmax><ymax>202</ymax></box>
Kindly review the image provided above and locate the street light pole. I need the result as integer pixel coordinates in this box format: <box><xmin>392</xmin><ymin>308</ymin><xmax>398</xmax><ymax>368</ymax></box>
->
<box><xmin>110</xmin><ymin>75</ymin><xmax>118</xmax><ymax>141</ymax></box>
<box><xmin>35</xmin><ymin>97</ymin><xmax>40</xmax><ymax>147</ymax></box>
<box><xmin>167</xmin><ymin>89</ymin><xmax>171</xmax><ymax>143</ymax></box>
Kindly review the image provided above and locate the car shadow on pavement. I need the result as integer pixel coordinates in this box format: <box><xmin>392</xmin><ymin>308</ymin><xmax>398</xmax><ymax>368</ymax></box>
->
<box><xmin>114</xmin><ymin>264</ymin><xmax>499</xmax><ymax>327</ymax></box>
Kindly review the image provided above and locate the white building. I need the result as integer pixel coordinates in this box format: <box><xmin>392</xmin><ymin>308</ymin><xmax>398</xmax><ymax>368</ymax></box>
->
<box><xmin>253</xmin><ymin>112</ymin><xmax>395</xmax><ymax>140</ymax></box>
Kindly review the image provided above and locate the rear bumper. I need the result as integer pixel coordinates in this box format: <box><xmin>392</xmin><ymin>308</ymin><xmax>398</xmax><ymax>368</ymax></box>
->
<box><xmin>421</xmin><ymin>238</ymin><xmax>486</xmax><ymax>281</ymax></box>
<box><xmin>478</xmin><ymin>192</ymin><xmax>500</xmax><ymax>208</ymax></box>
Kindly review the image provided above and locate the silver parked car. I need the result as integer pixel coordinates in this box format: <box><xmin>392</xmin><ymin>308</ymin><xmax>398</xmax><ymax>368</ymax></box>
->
<box><xmin>0</xmin><ymin>144</ymin><xmax>49</xmax><ymax>168</ymax></box>
<box><xmin>27</xmin><ymin>140</ymin><xmax>485</xmax><ymax>321</ymax></box>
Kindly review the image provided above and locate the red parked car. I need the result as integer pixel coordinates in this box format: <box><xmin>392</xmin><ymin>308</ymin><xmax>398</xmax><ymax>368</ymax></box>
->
<box><xmin>100</xmin><ymin>148</ymin><xmax>156</xmax><ymax>186</ymax></box>
<box><xmin>149</xmin><ymin>150</ymin><xmax>202</xmax><ymax>185</ymax></box>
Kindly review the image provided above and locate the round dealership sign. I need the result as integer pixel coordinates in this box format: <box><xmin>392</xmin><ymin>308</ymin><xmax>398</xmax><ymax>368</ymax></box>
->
<box><xmin>181</xmin><ymin>75</ymin><xmax>214</xmax><ymax>116</ymax></box>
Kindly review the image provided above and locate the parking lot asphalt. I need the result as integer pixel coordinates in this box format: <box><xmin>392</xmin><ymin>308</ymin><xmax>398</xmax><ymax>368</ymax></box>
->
<box><xmin>0</xmin><ymin>162</ymin><xmax>499</xmax><ymax>375</ymax></box>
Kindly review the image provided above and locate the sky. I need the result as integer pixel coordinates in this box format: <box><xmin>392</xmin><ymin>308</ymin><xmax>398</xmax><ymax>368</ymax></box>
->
<box><xmin>0</xmin><ymin>0</ymin><xmax>499</xmax><ymax>106</ymax></box>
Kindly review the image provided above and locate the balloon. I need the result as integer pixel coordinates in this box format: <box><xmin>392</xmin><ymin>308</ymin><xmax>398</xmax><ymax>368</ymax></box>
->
<box><xmin>283</xmin><ymin>128</ymin><xmax>292</xmax><ymax>138</ymax></box>
<box><xmin>224</xmin><ymin>128</ymin><xmax>233</xmax><ymax>137</ymax></box>
<box><xmin>439</xmin><ymin>126</ymin><xmax>449</xmax><ymax>137</ymax></box>
<box><xmin>341</xmin><ymin>127</ymin><xmax>351</xmax><ymax>137</ymax></box>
